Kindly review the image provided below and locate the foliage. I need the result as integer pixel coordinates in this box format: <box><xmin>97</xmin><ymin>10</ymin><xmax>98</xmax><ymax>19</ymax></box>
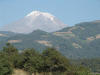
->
<box><xmin>76</xmin><ymin>59</ymin><xmax>100</xmax><ymax>73</ymax></box>
<box><xmin>42</xmin><ymin>48</ymin><xmax>70</xmax><ymax>72</ymax></box>
<box><xmin>0</xmin><ymin>52</ymin><xmax>13</xmax><ymax>75</ymax></box>
<box><xmin>0</xmin><ymin>44</ymin><xmax>92</xmax><ymax>75</ymax></box>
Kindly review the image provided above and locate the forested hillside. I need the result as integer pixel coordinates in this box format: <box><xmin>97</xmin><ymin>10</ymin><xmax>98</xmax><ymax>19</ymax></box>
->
<box><xmin>0</xmin><ymin>21</ymin><xmax>100</xmax><ymax>59</ymax></box>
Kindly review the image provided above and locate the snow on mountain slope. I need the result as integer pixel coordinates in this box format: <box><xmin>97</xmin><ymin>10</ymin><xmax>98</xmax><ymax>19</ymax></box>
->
<box><xmin>0</xmin><ymin>11</ymin><xmax>67</xmax><ymax>33</ymax></box>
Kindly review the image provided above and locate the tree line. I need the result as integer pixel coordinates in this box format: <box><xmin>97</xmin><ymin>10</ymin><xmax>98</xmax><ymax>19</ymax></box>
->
<box><xmin>0</xmin><ymin>43</ymin><xmax>91</xmax><ymax>75</ymax></box>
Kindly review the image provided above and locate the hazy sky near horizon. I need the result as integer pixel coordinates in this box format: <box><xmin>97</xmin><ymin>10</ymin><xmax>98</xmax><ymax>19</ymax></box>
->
<box><xmin>0</xmin><ymin>0</ymin><xmax>100</xmax><ymax>26</ymax></box>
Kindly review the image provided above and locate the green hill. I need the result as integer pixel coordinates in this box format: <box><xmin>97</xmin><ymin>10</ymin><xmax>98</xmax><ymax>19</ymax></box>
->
<box><xmin>0</xmin><ymin>21</ymin><xmax>100</xmax><ymax>59</ymax></box>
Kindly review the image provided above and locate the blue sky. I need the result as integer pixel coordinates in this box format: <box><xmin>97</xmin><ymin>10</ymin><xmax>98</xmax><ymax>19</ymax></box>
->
<box><xmin>0</xmin><ymin>0</ymin><xmax>100</xmax><ymax>26</ymax></box>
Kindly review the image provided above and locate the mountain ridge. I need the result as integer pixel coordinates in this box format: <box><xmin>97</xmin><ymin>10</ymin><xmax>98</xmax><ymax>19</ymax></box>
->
<box><xmin>0</xmin><ymin>20</ymin><xmax>100</xmax><ymax>59</ymax></box>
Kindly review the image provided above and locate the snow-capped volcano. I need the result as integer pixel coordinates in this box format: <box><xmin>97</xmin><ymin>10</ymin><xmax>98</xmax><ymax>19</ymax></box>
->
<box><xmin>26</xmin><ymin>11</ymin><xmax>54</xmax><ymax>21</ymax></box>
<box><xmin>0</xmin><ymin>11</ymin><xmax>67</xmax><ymax>33</ymax></box>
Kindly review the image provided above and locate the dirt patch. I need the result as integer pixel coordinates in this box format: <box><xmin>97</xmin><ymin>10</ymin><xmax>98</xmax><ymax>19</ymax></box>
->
<box><xmin>12</xmin><ymin>69</ymin><xmax>29</xmax><ymax>75</ymax></box>
<box><xmin>36</xmin><ymin>40</ymin><xmax>52</xmax><ymax>47</ymax></box>
<box><xmin>8</xmin><ymin>40</ymin><xmax>22</xmax><ymax>43</ymax></box>
<box><xmin>72</xmin><ymin>43</ymin><xmax>82</xmax><ymax>48</ymax></box>
<box><xmin>0</xmin><ymin>33</ymin><xmax>7</xmax><ymax>37</ymax></box>
<box><xmin>96</xmin><ymin>34</ymin><xmax>100</xmax><ymax>39</ymax></box>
